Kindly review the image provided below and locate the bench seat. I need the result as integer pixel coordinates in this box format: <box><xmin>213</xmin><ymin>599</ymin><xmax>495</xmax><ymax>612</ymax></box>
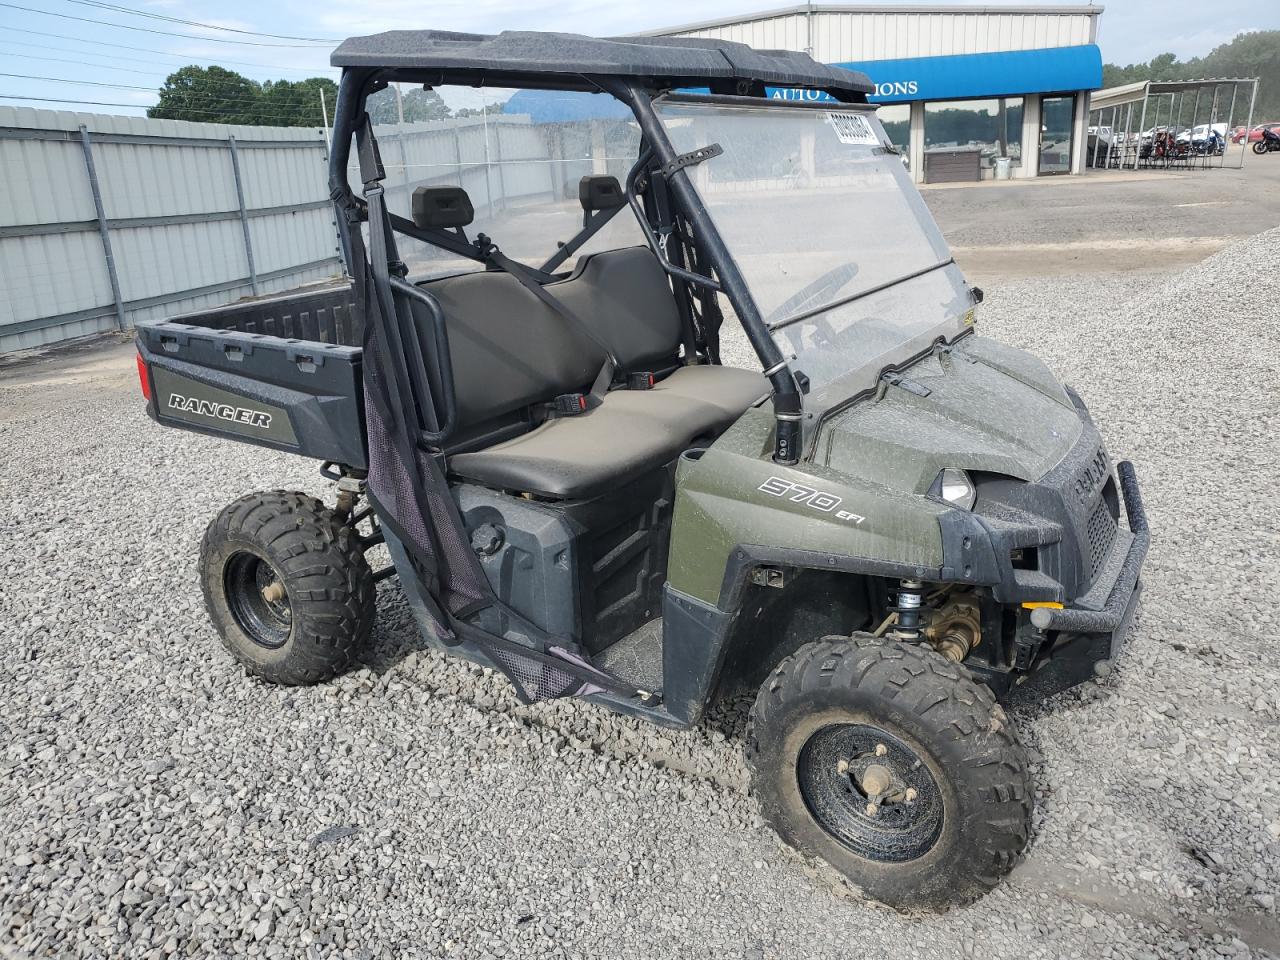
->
<box><xmin>449</xmin><ymin>366</ymin><xmax>767</xmax><ymax>498</ymax></box>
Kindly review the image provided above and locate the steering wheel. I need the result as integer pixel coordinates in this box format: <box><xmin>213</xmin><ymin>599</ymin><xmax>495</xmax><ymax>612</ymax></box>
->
<box><xmin>764</xmin><ymin>262</ymin><xmax>860</xmax><ymax>327</ymax></box>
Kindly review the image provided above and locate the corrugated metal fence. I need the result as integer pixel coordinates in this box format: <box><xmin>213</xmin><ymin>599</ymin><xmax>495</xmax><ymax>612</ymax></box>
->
<box><xmin>0</xmin><ymin>107</ymin><xmax>625</xmax><ymax>354</ymax></box>
<box><xmin>0</xmin><ymin>105</ymin><xmax>343</xmax><ymax>354</ymax></box>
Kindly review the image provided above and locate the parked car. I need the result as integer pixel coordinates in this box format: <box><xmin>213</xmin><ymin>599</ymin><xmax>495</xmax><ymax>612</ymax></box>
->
<box><xmin>1179</xmin><ymin>123</ymin><xmax>1228</xmax><ymax>144</ymax></box>
<box><xmin>1247</xmin><ymin>122</ymin><xmax>1280</xmax><ymax>143</ymax></box>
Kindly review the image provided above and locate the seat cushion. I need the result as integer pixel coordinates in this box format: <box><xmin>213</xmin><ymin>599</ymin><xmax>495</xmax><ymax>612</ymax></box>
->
<box><xmin>449</xmin><ymin>365</ymin><xmax>769</xmax><ymax>499</ymax></box>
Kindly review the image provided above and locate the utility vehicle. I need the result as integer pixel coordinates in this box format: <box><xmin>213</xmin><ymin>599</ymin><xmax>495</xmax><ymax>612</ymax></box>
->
<box><xmin>136</xmin><ymin>29</ymin><xmax>1149</xmax><ymax>910</ymax></box>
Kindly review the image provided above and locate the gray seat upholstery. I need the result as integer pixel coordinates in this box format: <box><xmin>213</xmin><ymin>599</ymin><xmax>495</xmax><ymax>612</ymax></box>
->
<box><xmin>416</xmin><ymin>246</ymin><xmax>770</xmax><ymax>498</ymax></box>
<box><xmin>448</xmin><ymin>366</ymin><xmax>768</xmax><ymax>498</ymax></box>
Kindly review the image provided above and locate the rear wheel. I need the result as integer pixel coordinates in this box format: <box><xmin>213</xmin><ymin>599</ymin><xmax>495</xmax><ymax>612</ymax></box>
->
<box><xmin>1254</xmin><ymin>141</ymin><xmax>1268</xmax><ymax>155</ymax></box>
<box><xmin>200</xmin><ymin>490</ymin><xmax>376</xmax><ymax>685</ymax></box>
<box><xmin>747</xmin><ymin>636</ymin><xmax>1033</xmax><ymax>911</ymax></box>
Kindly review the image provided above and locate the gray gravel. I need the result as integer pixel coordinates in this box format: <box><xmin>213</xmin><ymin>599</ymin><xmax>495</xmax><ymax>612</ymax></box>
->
<box><xmin>3</xmin><ymin>227</ymin><xmax>1280</xmax><ymax>959</ymax></box>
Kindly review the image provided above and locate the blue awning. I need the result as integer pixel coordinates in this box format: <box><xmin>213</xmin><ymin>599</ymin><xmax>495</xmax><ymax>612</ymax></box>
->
<box><xmin>503</xmin><ymin>89</ymin><xmax>642</xmax><ymax>122</ymax></box>
<box><xmin>769</xmin><ymin>44</ymin><xmax>1103</xmax><ymax>105</ymax></box>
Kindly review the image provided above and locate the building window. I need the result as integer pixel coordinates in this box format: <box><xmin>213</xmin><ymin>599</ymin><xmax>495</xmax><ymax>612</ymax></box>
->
<box><xmin>876</xmin><ymin>103</ymin><xmax>911</xmax><ymax>168</ymax></box>
<box><xmin>924</xmin><ymin>98</ymin><xmax>1025</xmax><ymax>179</ymax></box>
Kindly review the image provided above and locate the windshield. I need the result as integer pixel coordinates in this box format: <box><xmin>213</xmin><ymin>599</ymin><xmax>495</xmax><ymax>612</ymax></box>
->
<box><xmin>654</xmin><ymin>98</ymin><xmax>971</xmax><ymax>400</ymax></box>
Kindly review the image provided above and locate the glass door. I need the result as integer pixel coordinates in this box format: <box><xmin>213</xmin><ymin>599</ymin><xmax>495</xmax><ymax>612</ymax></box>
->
<box><xmin>1039</xmin><ymin>95</ymin><xmax>1075</xmax><ymax>174</ymax></box>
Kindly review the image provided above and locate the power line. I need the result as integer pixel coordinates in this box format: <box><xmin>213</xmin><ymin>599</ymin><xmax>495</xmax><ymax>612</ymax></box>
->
<box><xmin>0</xmin><ymin>73</ymin><xmax>331</xmax><ymax>107</ymax></box>
<box><xmin>2</xmin><ymin>28</ymin><xmax>337</xmax><ymax>74</ymax></box>
<box><xmin>0</xmin><ymin>93</ymin><xmax>330</xmax><ymax>123</ymax></box>
<box><xmin>0</xmin><ymin>1</ymin><xmax>333</xmax><ymax>47</ymax></box>
<box><xmin>1</xmin><ymin>90</ymin><xmax>332</xmax><ymax>119</ymax></box>
<box><xmin>0</xmin><ymin>51</ymin><xmax>331</xmax><ymax>86</ymax></box>
<box><xmin>0</xmin><ymin>50</ymin><xmax>171</xmax><ymax>77</ymax></box>
<box><xmin>60</xmin><ymin>0</ymin><xmax>341</xmax><ymax>43</ymax></box>
<box><xmin>0</xmin><ymin>73</ymin><xmax>332</xmax><ymax>112</ymax></box>
<box><xmin>0</xmin><ymin>71</ymin><xmax>161</xmax><ymax>92</ymax></box>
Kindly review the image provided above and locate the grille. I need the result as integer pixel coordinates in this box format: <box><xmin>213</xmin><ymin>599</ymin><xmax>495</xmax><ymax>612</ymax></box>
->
<box><xmin>1086</xmin><ymin>498</ymin><xmax>1118</xmax><ymax>577</ymax></box>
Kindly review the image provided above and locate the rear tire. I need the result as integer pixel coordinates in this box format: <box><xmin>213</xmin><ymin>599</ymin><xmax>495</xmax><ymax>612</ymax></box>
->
<box><xmin>1254</xmin><ymin>141</ymin><xmax>1267</xmax><ymax>155</ymax></box>
<box><xmin>200</xmin><ymin>490</ymin><xmax>376</xmax><ymax>685</ymax></box>
<box><xmin>747</xmin><ymin>636</ymin><xmax>1033</xmax><ymax>911</ymax></box>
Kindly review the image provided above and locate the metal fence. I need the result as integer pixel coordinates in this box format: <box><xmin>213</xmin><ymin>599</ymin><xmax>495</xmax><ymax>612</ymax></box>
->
<box><xmin>0</xmin><ymin>106</ymin><xmax>344</xmax><ymax>354</ymax></box>
<box><xmin>0</xmin><ymin>106</ymin><xmax>633</xmax><ymax>354</ymax></box>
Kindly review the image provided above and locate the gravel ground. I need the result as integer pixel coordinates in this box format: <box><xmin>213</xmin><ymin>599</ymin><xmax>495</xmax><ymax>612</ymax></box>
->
<box><xmin>3</xmin><ymin>228</ymin><xmax>1280</xmax><ymax>959</ymax></box>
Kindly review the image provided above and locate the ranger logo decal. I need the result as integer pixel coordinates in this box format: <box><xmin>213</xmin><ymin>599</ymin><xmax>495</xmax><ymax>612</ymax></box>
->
<box><xmin>1074</xmin><ymin>448</ymin><xmax>1109</xmax><ymax>506</ymax></box>
<box><xmin>168</xmin><ymin>393</ymin><xmax>272</xmax><ymax>429</ymax></box>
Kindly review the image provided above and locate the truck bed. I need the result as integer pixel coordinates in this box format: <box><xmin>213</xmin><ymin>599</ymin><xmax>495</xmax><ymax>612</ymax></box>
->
<box><xmin>135</xmin><ymin>283</ymin><xmax>368</xmax><ymax>469</ymax></box>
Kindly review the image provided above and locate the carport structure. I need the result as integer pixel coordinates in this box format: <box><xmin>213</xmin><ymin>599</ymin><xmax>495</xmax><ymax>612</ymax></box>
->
<box><xmin>1086</xmin><ymin>77</ymin><xmax>1260</xmax><ymax>171</ymax></box>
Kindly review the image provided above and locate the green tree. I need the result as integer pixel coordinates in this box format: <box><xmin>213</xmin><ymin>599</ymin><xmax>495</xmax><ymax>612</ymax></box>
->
<box><xmin>148</xmin><ymin>67</ymin><xmax>339</xmax><ymax>127</ymax></box>
<box><xmin>365</xmin><ymin>86</ymin><xmax>451</xmax><ymax>124</ymax></box>
<box><xmin>453</xmin><ymin>101</ymin><xmax>507</xmax><ymax>118</ymax></box>
<box><xmin>149</xmin><ymin>65</ymin><xmax>261</xmax><ymax>125</ymax></box>
<box><xmin>256</xmin><ymin>77</ymin><xmax>338</xmax><ymax>126</ymax></box>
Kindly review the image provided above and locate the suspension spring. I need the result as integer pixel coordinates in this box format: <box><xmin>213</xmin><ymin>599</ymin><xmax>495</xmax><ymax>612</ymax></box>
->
<box><xmin>890</xmin><ymin>578</ymin><xmax>925</xmax><ymax>642</ymax></box>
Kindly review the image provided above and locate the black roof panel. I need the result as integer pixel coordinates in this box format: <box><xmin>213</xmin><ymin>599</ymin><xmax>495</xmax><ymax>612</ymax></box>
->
<box><xmin>330</xmin><ymin>29</ymin><xmax>873</xmax><ymax>95</ymax></box>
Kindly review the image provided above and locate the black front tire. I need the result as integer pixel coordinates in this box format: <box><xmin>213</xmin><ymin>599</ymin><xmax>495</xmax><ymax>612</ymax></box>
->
<box><xmin>200</xmin><ymin>490</ymin><xmax>376</xmax><ymax>685</ymax></box>
<box><xmin>747</xmin><ymin>636</ymin><xmax>1033</xmax><ymax>911</ymax></box>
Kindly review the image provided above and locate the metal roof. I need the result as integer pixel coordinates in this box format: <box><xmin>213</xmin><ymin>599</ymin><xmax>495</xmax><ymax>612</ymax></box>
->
<box><xmin>329</xmin><ymin>29</ymin><xmax>874</xmax><ymax>95</ymax></box>
<box><xmin>636</xmin><ymin>4</ymin><xmax>1103</xmax><ymax>37</ymax></box>
<box><xmin>1089</xmin><ymin>77</ymin><xmax>1260</xmax><ymax>111</ymax></box>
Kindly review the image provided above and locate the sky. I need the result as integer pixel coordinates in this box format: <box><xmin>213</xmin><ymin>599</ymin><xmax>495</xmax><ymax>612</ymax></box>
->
<box><xmin>0</xmin><ymin>0</ymin><xmax>1276</xmax><ymax>116</ymax></box>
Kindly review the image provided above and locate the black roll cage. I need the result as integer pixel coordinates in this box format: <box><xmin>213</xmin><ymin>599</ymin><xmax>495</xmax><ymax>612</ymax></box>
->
<box><xmin>327</xmin><ymin>67</ymin><xmax>867</xmax><ymax>463</ymax></box>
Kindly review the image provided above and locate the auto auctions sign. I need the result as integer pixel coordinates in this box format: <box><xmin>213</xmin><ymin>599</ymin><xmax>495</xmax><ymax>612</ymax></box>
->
<box><xmin>771</xmin><ymin>80</ymin><xmax>918</xmax><ymax>103</ymax></box>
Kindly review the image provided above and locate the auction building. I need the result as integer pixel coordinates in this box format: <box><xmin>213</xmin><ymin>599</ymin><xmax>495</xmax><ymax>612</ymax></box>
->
<box><xmin>644</xmin><ymin>4</ymin><xmax>1104</xmax><ymax>183</ymax></box>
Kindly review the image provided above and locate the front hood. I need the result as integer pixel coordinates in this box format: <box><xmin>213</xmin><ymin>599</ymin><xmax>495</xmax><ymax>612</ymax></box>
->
<box><xmin>816</xmin><ymin>335</ymin><xmax>1083</xmax><ymax>492</ymax></box>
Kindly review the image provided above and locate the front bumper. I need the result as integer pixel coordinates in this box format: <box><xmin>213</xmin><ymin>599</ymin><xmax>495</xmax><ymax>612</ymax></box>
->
<box><xmin>1028</xmin><ymin>461</ymin><xmax>1149</xmax><ymax>637</ymax></box>
<box><xmin>943</xmin><ymin>446</ymin><xmax>1149</xmax><ymax>701</ymax></box>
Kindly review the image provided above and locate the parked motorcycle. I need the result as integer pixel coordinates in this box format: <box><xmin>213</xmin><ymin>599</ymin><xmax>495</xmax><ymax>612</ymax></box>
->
<box><xmin>1194</xmin><ymin>131</ymin><xmax>1225</xmax><ymax>156</ymax></box>
<box><xmin>1254</xmin><ymin>128</ymin><xmax>1280</xmax><ymax>154</ymax></box>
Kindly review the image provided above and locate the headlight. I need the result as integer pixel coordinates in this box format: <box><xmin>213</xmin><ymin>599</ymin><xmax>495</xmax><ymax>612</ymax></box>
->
<box><xmin>932</xmin><ymin>467</ymin><xmax>976</xmax><ymax>510</ymax></box>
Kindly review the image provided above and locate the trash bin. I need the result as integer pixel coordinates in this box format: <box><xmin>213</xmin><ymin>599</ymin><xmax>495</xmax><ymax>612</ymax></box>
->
<box><xmin>994</xmin><ymin>157</ymin><xmax>1012</xmax><ymax>180</ymax></box>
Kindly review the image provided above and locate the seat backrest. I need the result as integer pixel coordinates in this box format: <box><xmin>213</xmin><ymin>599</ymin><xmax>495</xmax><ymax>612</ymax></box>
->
<box><xmin>548</xmin><ymin>247</ymin><xmax>682</xmax><ymax>373</ymax></box>
<box><xmin>416</xmin><ymin>247</ymin><xmax>683</xmax><ymax>441</ymax></box>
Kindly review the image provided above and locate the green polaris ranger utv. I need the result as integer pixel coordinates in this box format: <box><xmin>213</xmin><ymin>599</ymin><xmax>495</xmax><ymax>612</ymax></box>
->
<box><xmin>135</xmin><ymin>29</ymin><xmax>1149</xmax><ymax>910</ymax></box>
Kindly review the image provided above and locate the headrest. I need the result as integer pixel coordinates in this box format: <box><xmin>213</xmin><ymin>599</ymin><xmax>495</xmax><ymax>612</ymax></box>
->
<box><xmin>579</xmin><ymin>175</ymin><xmax>625</xmax><ymax>214</ymax></box>
<box><xmin>412</xmin><ymin>186</ymin><xmax>474</xmax><ymax>230</ymax></box>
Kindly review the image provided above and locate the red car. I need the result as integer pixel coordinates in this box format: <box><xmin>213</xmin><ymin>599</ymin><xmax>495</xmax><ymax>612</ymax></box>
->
<box><xmin>1239</xmin><ymin>122</ymin><xmax>1280</xmax><ymax>143</ymax></box>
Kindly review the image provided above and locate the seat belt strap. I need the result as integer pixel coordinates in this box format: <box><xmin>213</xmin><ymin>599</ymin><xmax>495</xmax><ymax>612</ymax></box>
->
<box><xmin>483</xmin><ymin>246</ymin><xmax>617</xmax><ymax>404</ymax></box>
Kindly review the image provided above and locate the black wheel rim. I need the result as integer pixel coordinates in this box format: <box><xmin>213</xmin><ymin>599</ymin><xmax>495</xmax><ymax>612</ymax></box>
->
<box><xmin>797</xmin><ymin>723</ymin><xmax>944</xmax><ymax>863</ymax></box>
<box><xmin>224</xmin><ymin>551</ymin><xmax>292</xmax><ymax>650</ymax></box>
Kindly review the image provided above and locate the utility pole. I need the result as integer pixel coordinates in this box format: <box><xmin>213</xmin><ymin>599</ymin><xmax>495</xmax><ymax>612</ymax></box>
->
<box><xmin>394</xmin><ymin>82</ymin><xmax>405</xmax><ymax>124</ymax></box>
<box><xmin>318</xmin><ymin>87</ymin><xmax>330</xmax><ymax>150</ymax></box>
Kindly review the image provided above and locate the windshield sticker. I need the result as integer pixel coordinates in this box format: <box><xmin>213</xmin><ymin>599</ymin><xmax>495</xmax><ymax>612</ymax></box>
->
<box><xmin>827</xmin><ymin>112</ymin><xmax>878</xmax><ymax>146</ymax></box>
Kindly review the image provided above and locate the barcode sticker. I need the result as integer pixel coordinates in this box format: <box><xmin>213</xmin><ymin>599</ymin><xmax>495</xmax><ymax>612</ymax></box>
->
<box><xmin>828</xmin><ymin>112</ymin><xmax>879</xmax><ymax>145</ymax></box>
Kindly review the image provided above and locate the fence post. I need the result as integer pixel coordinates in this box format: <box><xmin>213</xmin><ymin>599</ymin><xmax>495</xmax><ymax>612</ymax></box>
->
<box><xmin>1240</xmin><ymin>79</ymin><xmax>1258</xmax><ymax>170</ymax></box>
<box><xmin>227</xmin><ymin>135</ymin><xmax>259</xmax><ymax>296</ymax></box>
<box><xmin>77</xmin><ymin>125</ymin><xmax>126</xmax><ymax>332</ymax></box>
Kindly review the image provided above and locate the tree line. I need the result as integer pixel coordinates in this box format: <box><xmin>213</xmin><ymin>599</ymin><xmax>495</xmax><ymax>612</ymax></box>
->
<box><xmin>147</xmin><ymin>66</ymin><xmax>502</xmax><ymax>126</ymax></box>
<box><xmin>1102</xmin><ymin>31</ymin><xmax>1280</xmax><ymax>123</ymax></box>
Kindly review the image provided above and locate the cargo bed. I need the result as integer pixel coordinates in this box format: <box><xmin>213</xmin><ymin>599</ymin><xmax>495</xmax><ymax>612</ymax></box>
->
<box><xmin>135</xmin><ymin>283</ymin><xmax>368</xmax><ymax>469</ymax></box>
